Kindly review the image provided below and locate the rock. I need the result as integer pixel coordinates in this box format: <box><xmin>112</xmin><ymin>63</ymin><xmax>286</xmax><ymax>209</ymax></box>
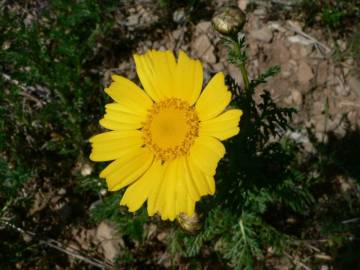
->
<box><xmin>299</xmin><ymin>45</ymin><xmax>313</xmax><ymax>57</ymax></box>
<box><xmin>22</xmin><ymin>232</ymin><xmax>33</xmax><ymax>243</ymax></box>
<box><xmin>212</xmin><ymin>62</ymin><xmax>224</xmax><ymax>72</ymax></box>
<box><xmin>290</xmin><ymin>89</ymin><xmax>303</xmax><ymax>107</ymax></box>
<box><xmin>58</xmin><ymin>188</ymin><xmax>66</xmax><ymax>195</ymax></box>
<box><xmin>81</xmin><ymin>163</ymin><xmax>93</xmax><ymax>176</ymax></box>
<box><xmin>126</xmin><ymin>14</ymin><xmax>139</xmax><ymax>27</ymax></box>
<box><xmin>100</xmin><ymin>188</ymin><xmax>107</xmax><ymax>196</ymax></box>
<box><xmin>286</xmin><ymin>20</ymin><xmax>303</xmax><ymax>32</ymax></box>
<box><xmin>288</xmin><ymin>35</ymin><xmax>314</xmax><ymax>46</ymax></box>
<box><xmin>2</xmin><ymin>40</ymin><xmax>11</xmax><ymax>50</ymax></box>
<box><xmin>272</xmin><ymin>40</ymin><xmax>290</xmax><ymax>63</ymax></box>
<box><xmin>249</xmin><ymin>40</ymin><xmax>259</xmax><ymax>56</ymax></box>
<box><xmin>195</xmin><ymin>21</ymin><xmax>212</xmax><ymax>35</ymax></box>
<box><xmin>173</xmin><ymin>8</ymin><xmax>186</xmax><ymax>24</ymax></box>
<box><xmin>335</xmin><ymin>82</ymin><xmax>350</xmax><ymax>96</ymax></box>
<box><xmin>156</xmin><ymin>231</ymin><xmax>168</xmax><ymax>243</ymax></box>
<box><xmin>348</xmin><ymin>75</ymin><xmax>360</xmax><ymax>97</ymax></box>
<box><xmin>29</xmin><ymin>191</ymin><xmax>52</xmax><ymax>215</ymax></box>
<box><xmin>297</xmin><ymin>62</ymin><xmax>314</xmax><ymax>84</ymax></box>
<box><xmin>316</xmin><ymin>61</ymin><xmax>329</xmax><ymax>85</ymax></box>
<box><xmin>287</xmin><ymin>130</ymin><xmax>310</xmax><ymax>144</ymax></box>
<box><xmin>96</xmin><ymin>220</ymin><xmax>124</xmax><ymax>263</ymax></box>
<box><xmin>172</xmin><ymin>28</ymin><xmax>184</xmax><ymax>40</ymax></box>
<box><xmin>192</xmin><ymin>34</ymin><xmax>216</xmax><ymax>64</ymax></box>
<box><xmin>238</xmin><ymin>0</ymin><xmax>249</xmax><ymax>11</ymax></box>
<box><xmin>268</xmin><ymin>21</ymin><xmax>286</xmax><ymax>32</ymax></box>
<box><xmin>72</xmin><ymin>227</ymin><xmax>96</xmax><ymax>250</ymax></box>
<box><xmin>253</xmin><ymin>8</ymin><xmax>266</xmax><ymax>17</ymax></box>
<box><xmin>250</xmin><ymin>26</ymin><xmax>273</xmax><ymax>43</ymax></box>
<box><xmin>227</xmin><ymin>64</ymin><xmax>243</xmax><ymax>86</ymax></box>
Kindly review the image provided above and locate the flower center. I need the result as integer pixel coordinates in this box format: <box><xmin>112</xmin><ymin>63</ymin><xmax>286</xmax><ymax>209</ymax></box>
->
<box><xmin>142</xmin><ymin>98</ymin><xmax>199</xmax><ymax>161</ymax></box>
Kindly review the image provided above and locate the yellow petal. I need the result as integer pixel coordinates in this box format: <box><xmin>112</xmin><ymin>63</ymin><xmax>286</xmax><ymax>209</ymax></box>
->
<box><xmin>175</xmin><ymin>173</ymin><xmax>189</xmax><ymax>216</ymax></box>
<box><xmin>187</xmin><ymin>157</ymin><xmax>214</xmax><ymax>195</ymax></box>
<box><xmin>163</xmin><ymin>161</ymin><xmax>178</xmax><ymax>221</ymax></box>
<box><xmin>199</xmin><ymin>109</ymin><xmax>243</xmax><ymax>140</ymax></box>
<box><xmin>178</xmin><ymin>156</ymin><xmax>201</xmax><ymax>201</ymax></box>
<box><xmin>189</xmin><ymin>136</ymin><xmax>225</xmax><ymax>176</ymax></box>
<box><xmin>173</xmin><ymin>51</ymin><xmax>203</xmax><ymax>105</ymax></box>
<box><xmin>195</xmin><ymin>72</ymin><xmax>231</xmax><ymax>121</ymax></box>
<box><xmin>99</xmin><ymin>103</ymin><xmax>145</xmax><ymax>130</ymax></box>
<box><xmin>148</xmin><ymin>159</ymin><xmax>198</xmax><ymax>220</ymax></box>
<box><xmin>89</xmin><ymin>130</ymin><xmax>144</xmax><ymax>161</ymax></box>
<box><xmin>99</xmin><ymin>118</ymin><xmax>139</xmax><ymax>131</ymax></box>
<box><xmin>152</xmin><ymin>160</ymin><xmax>178</xmax><ymax>221</ymax></box>
<box><xmin>120</xmin><ymin>160</ymin><xmax>163</xmax><ymax>212</ymax></box>
<box><xmin>102</xmin><ymin>147</ymin><xmax>154</xmax><ymax>191</ymax></box>
<box><xmin>134</xmin><ymin>50</ymin><xmax>176</xmax><ymax>101</ymax></box>
<box><xmin>105</xmin><ymin>75</ymin><xmax>153</xmax><ymax>116</ymax></box>
<box><xmin>185</xmin><ymin>195</ymin><xmax>195</xmax><ymax>217</ymax></box>
<box><xmin>147</xmin><ymin>161</ymin><xmax>168</xmax><ymax>216</ymax></box>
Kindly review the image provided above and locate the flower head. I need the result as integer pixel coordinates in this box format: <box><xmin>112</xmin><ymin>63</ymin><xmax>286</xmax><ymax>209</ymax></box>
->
<box><xmin>90</xmin><ymin>50</ymin><xmax>242</xmax><ymax>221</ymax></box>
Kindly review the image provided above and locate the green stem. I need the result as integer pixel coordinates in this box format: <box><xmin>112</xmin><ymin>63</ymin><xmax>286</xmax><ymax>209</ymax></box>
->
<box><xmin>239</xmin><ymin>63</ymin><xmax>249</xmax><ymax>90</ymax></box>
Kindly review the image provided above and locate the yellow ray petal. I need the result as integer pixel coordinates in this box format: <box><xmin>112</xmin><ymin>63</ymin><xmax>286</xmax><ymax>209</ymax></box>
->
<box><xmin>147</xmin><ymin>162</ymin><xmax>167</xmax><ymax>216</ymax></box>
<box><xmin>185</xmin><ymin>195</ymin><xmax>195</xmax><ymax>217</ymax></box>
<box><xmin>99</xmin><ymin>103</ymin><xmax>145</xmax><ymax>130</ymax></box>
<box><xmin>147</xmin><ymin>159</ymin><xmax>200</xmax><ymax>220</ymax></box>
<box><xmin>152</xmin><ymin>160</ymin><xmax>178</xmax><ymax>221</ymax></box>
<box><xmin>105</xmin><ymin>147</ymin><xmax>154</xmax><ymax>191</ymax></box>
<box><xmin>199</xmin><ymin>109</ymin><xmax>243</xmax><ymax>141</ymax></box>
<box><xmin>195</xmin><ymin>72</ymin><xmax>231</xmax><ymax>121</ymax></box>
<box><xmin>187</xmin><ymin>157</ymin><xmax>214</xmax><ymax>195</ymax></box>
<box><xmin>163</xmin><ymin>161</ymin><xmax>178</xmax><ymax>221</ymax></box>
<box><xmin>99</xmin><ymin>147</ymin><xmax>145</xmax><ymax>178</ymax></box>
<box><xmin>105</xmin><ymin>75</ymin><xmax>153</xmax><ymax>116</ymax></box>
<box><xmin>175</xmin><ymin>171</ymin><xmax>189</xmax><ymax>216</ymax></box>
<box><xmin>99</xmin><ymin>118</ymin><xmax>140</xmax><ymax>131</ymax></box>
<box><xmin>89</xmin><ymin>130</ymin><xmax>141</xmax><ymax>143</ymax></box>
<box><xmin>120</xmin><ymin>160</ymin><xmax>163</xmax><ymax>212</ymax></box>
<box><xmin>134</xmin><ymin>50</ymin><xmax>176</xmax><ymax>101</ymax></box>
<box><xmin>178</xmin><ymin>156</ymin><xmax>201</xmax><ymax>201</ymax></box>
<box><xmin>173</xmin><ymin>51</ymin><xmax>203</xmax><ymax>105</ymax></box>
<box><xmin>90</xmin><ymin>130</ymin><xmax>144</xmax><ymax>161</ymax></box>
<box><xmin>189</xmin><ymin>136</ymin><xmax>225</xmax><ymax>176</ymax></box>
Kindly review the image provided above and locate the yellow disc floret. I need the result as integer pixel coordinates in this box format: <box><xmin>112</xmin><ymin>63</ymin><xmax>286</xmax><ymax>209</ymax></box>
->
<box><xmin>142</xmin><ymin>98</ymin><xmax>199</xmax><ymax>161</ymax></box>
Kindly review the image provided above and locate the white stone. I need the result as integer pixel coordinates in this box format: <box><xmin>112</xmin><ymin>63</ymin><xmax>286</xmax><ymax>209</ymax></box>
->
<box><xmin>81</xmin><ymin>163</ymin><xmax>93</xmax><ymax>176</ymax></box>
<box><xmin>288</xmin><ymin>35</ymin><xmax>314</xmax><ymax>46</ymax></box>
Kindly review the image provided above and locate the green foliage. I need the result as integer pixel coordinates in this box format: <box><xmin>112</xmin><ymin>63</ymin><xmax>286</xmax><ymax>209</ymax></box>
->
<box><xmin>158</xmin><ymin>0</ymin><xmax>200</xmax><ymax>9</ymax></box>
<box><xmin>0</xmin><ymin>0</ymin><xmax>118</xmax><ymax>267</ymax></box>
<box><xmin>299</xmin><ymin>0</ymin><xmax>360</xmax><ymax>31</ymax></box>
<box><xmin>0</xmin><ymin>0</ymin><xmax>117</xmax><ymax>188</ymax></box>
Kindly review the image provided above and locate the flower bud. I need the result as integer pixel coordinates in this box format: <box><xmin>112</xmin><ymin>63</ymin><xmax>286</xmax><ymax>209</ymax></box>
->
<box><xmin>176</xmin><ymin>212</ymin><xmax>201</xmax><ymax>233</ymax></box>
<box><xmin>212</xmin><ymin>6</ymin><xmax>246</xmax><ymax>36</ymax></box>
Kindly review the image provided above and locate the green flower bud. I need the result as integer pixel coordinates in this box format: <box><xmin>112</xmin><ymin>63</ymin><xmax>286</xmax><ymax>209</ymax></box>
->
<box><xmin>212</xmin><ymin>6</ymin><xmax>246</xmax><ymax>36</ymax></box>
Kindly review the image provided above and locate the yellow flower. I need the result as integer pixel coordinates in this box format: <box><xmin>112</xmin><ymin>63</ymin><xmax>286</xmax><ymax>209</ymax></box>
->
<box><xmin>90</xmin><ymin>50</ymin><xmax>242</xmax><ymax>221</ymax></box>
